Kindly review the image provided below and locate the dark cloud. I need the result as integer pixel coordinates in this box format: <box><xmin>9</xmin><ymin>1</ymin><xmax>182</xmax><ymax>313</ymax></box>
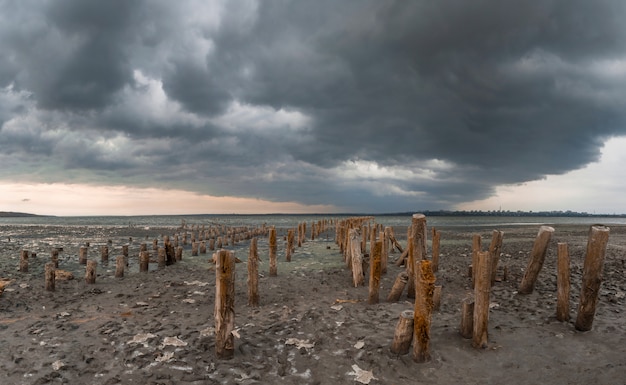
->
<box><xmin>1</xmin><ymin>0</ymin><xmax>626</xmax><ymax>212</ymax></box>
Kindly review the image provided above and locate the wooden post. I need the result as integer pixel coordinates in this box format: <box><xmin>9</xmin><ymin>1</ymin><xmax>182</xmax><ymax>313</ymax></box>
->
<box><xmin>158</xmin><ymin>247</ymin><xmax>166</xmax><ymax>269</ymax></box>
<box><xmin>413</xmin><ymin>259</ymin><xmax>436</xmax><ymax>363</ymax></box>
<box><xmin>368</xmin><ymin>241</ymin><xmax>382</xmax><ymax>304</ymax></box>
<box><xmin>350</xmin><ymin>229</ymin><xmax>364</xmax><ymax>287</ymax></box>
<box><xmin>45</xmin><ymin>262</ymin><xmax>55</xmax><ymax>291</ymax></box>
<box><xmin>19</xmin><ymin>250</ymin><xmax>29</xmax><ymax>272</ymax></box>
<box><xmin>209</xmin><ymin>238</ymin><xmax>215</xmax><ymax>251</ymax></box>
<box><xmin>408</xmin><ymin>214</ymin><xmax>427</xmax><ymax>299</ymax></box>
<box><xmin>269</xmin><ymin>227</ymin><xmax>277</xmax><ymax>277</ymax></box>
<box><xmin>382</xmin><ymin>227</ymin><xmax>391</xmax><ymax>274</ymax></box>
<box><xmin>215</xmin><ymin>249</ymin><xmax>236</xmax><ymax>359</ymax></box>
<box><xmin>79</xmin><ymin>246</ymin><xmax>88</xmax><ymax>265</ymax></box>
<box><xmin>248</xmin><ymin>238</ymin><xmax>259</xmax><ymax>307</ymax></box>
<box><xmin>51</xmin><ymin>249</ymin><xmax>59</xmax><ymax>268</ymax></box>
<box><xmin>460</xmin><ymin>297</ymin><xmax>474</xmax><ymax>339</ymax></box>
<box><xmin>139</xmin><ymin>251</ymin><xmax>149</xmax><ymax>272</ymax></box>
<box><xmin>488</xmin><ymin>230</ymin><xmax>504</xmax><ymax>285</ymax></box>
<box><xmin>433</xmin><ymin>285</ymin><xmax>442</xmax><ymax>311</ymax></box>
<box><xmin>192</xmin><ymin>242</ymin><xmax>199</xmax><ymax>256</ymax></box>
<box><xmin>85</xmin><ymin>260</ymin><xmax>97</xmax><ymax>284</ymax></box>
<box><xmin>556</xmin><ymin>243</ymin><xmax>570</xmax><ymax>322</ymax></box>
<box><xmin>518</xmin><ymin>226</ymin><xmax>554</xmax><ymax>294</ymax></box>
<box><xmin>101</xmin><ymin>246</ymin><xmax>109</xmax><ymax>263</ymax></box>
<box><xmin>432</xmin><ymin>229</ymin><xmax>441</xmax><ymax>273</ymax></box>
<box><xmin>390</xmin><ymin>310</ymin><xmax>415</xmax><ymax>355</ymax></box>
<box><xmin>387</xmin><ymin>271</ymin><xmax>409</xmax><ymax>302</ymax></box>
<box><xmin>286</xmin><ymin>229</ymin><xmax>294</xmax><ymax>262</ymax></box>
<box><xmin>471</xmin><ymin>234</ymin><xmax>481</xmax><ymax>288</ymax></box>
<box><xmin>176</xmin><ymin>246</ymin><xmax>183</xmax><ymax>261</ymax></box>
<box><xmin>575</xmin><ymin>225</ymin><xmax>610</xmax><ymax>331</ymax></box>
<box><xmin>473</xmin><ymin>251</ymin><xmax>491</xmax><ymax>349</ymax></box>
<box><xmin>115</xmin><ymin>255</ymin><xmax>125</xmax><ymax>278</ymax></box>
<box><xmin>122</xmin><ymin>245</ymin><xmax>129</xmax><ymax>259</ymax></box>
<box><xmin>200</xmin><ymin>241</ymin><xmax>207</xmax><ymax>254</ymax></box>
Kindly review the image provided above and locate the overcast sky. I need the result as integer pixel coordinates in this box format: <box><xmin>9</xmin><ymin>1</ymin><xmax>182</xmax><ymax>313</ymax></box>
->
<box><xmin>1</xmin><ymin>0</ymin><xmax>626</xmax><ymax>216</ymax></box>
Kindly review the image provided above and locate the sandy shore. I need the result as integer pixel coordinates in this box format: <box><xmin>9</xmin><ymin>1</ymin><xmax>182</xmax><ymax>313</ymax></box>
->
<box><xmin>0</xmin><ymin>222</ymin><xmax>624</xmax><ymax>384</ymax></box>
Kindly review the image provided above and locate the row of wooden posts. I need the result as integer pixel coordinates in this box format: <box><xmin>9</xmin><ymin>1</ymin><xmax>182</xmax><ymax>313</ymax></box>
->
<box><xmin>336</xmin><ymin>214</ymin><xmax>611</xmax><ymax>363</ymax></box>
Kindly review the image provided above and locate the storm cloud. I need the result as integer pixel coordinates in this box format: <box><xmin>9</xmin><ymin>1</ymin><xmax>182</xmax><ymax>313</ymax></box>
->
<box><xmin>1</xmin><ymin>0</ymin><xmax>625</xmax><ymax>212</ymax></box>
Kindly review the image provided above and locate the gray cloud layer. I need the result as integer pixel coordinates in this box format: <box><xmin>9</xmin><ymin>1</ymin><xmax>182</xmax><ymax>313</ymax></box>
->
<box><xmin>1</xmin><ymin>0</ymin><xmax>625</xmax><ymax>212</ymax></box>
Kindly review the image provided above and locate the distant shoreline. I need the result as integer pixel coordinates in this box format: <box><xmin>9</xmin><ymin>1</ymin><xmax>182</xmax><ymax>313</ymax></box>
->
<box><xmin>0</xmin><ymin>211</ymin><xmax>49</xmax><ymax>218</ymax></box>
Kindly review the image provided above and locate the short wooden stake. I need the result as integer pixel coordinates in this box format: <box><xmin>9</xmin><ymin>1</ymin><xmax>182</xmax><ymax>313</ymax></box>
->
<box><xmin>350</xmin><ymin>229</ymin><xmax>364</xmax><ymax>287</ymax></box>
<box><xmin>215</xmin><ymin>249</ymin><xmax>236</xmax><ymax>359</ymax></box>
<box><xmin>139</xmin><ymin>251</ymin><xmax>149</xmax><ymax>272</ymax></box>
<box><xmin>518</xmin><ymin>226</ymin><xmax>554</xmax><ymax>294</ymax></box>
<box><xmin>79</xmin><ymin>246</ymin><xmax>88</xmax><ymax>265</ymax></box>
<box><xmin>176</xmin><ymin>246</ymin><xmax>183</xmax><ymax>261</ymax></box>
<box><xmin>85</xmin><ymin>260</ymin><xmax>97</xmax><ymax>284</ymax></box>
<box><xmin>157</xmin><ymin>247</ymin><xmax>166</xmax><ymax>269</ymax></box>
<box><xmin>473</xmin><ymin>251</ymin><xmax>491</xmax><ymax>349</ymax></box>
<box><xmin>51</xmin><ymin>249</ymin><xmax>59</xmax><ymax>268</ymax></box>
<box><xmin>412</xmin><ymin>259</ymin><xmax>436</xmax><ymax>363</ymax></box>
<box><xmin>368</xmin><ymin>241</ymin><xmax>382</xmax><ymax>304</ymax></box>
<box><xmin>390</xmin><ymin>310</ymin><xmax>415</xmax><ymax>355</ymax></box>
<box><xmin>556</xmin><ymin>243</ymin><xmax>570</xmax><ymax>322</ymax></box>
<box><xmin>432</xmin><ymin>229</ymin><xmax>441</xmax><ymax>272</ymax></box>
<box><xmin>248</xmin><ymin>238</ymin><xmax>259</xmax><ymax>307</ymax></box>
<box><xmin>19</xmin><ymin>250</ymin><xmax>29</xmax><ymax>272</ymax></box>
<box><xmin>460</xmin><ymin>297</ymin><xmax>474</xmax><ymax>339</ymax></box>
<box><xmin>101</xmin><ymin>246</ymin><xmax>109</xmax><ymax>263</ymax></box>
<box><xmin>115</xmin><ymin>255</ymin><xmax>125</xmax><ymax>278</ymax></box>
<box><xmin>471</xmin><ymin>234</ymin><xmax>481</xmax><ymax>287</ymax></box>
<box><xmin>488</xmin><ymin>230</ymin><xmax>504</xmax><ymax>286</ymax></box>
<box><xmin>286</xmin><ymin>229</ymin><xmax>294</xmax><ymax>262</ymax></box>
<box><xmin>433</xmin><ymin>285</ymin><xmax>442</xmax><ymax>311</ymax></box>
<box><xmin>191</xmin><ymin>242</ymin><xmax>199</xmax><ymax>256</ymax></box>
<box><xmin>387</xmin><ymin>271</ymin><xmax>409</xmax><ymax>302</ymax></box>
<box><xmin>45</xmin><ymin>262</ymin><xmax>55</xmax><ymax>291</ymax></box>
<box><xmin>269</xmin><ymin>227</ymin><xmax>277</xmax><ymax>276</ymax></box>
<box><xmin>575</xmin><ymin>225</ymin><xmax>610</xmax><ymax>331</ymax></box>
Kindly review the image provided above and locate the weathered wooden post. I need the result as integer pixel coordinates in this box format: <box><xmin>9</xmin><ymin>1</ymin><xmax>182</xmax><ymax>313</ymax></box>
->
<box><xmin>473</xmin><ymin>251</ymin><xmax>491</xmax><ymax>349</ymax></box>
<box><xmin>79</xmin><ymin>246</ymin><xmax>88</xmax><ymax>265</ymax></box>
<box><xmin>575</xmin><ymin>225</ymin><xmax>610</xmax><ymax>331</ymax></box>
<box><xmin>350</xmin><ymin>229</ymin><xmax>364</xmax><ymax>287</ymax></box>
<box><xmin>556</xmin><ymin>243</ymin><xmax>570</xmax><ymax>322</ymax></box>
<box><xmin>390</xmin><ymin>310</ymin><xmax>414</xmax><ymax>355</ymax></box>
<box><xmin>45</xmin><ymin>262</ymin><xmax>55</xmax><ymax>291</ymax></box>
<box><xmin>286</xmin><ymin>229</ymin><xmax>293</xmax><ymax>262</ymax></box>
<box><xmin>209</xmin><ymin>238</ymin><xmax>215</xmax><ymax>251</ymax></box>
<box><xmin>269</xmin><ymin>227</ymin><xmax>277</xmax><ymax>277</ymax></box>
<box><xmin>387</xmin><ymin>271</ymin><xmax>409</xmax><ymax>302</ymax></box>
<box><xmin>85</xmin><ymin>260</ymin><xmax>97</xmax><ymax>284</ymax></box>
<box><xmin>382</xmin><ymin>227</ymin><xmax>391</xmax><ymax>274</ymax></box>
<box><xmin>471</xmin><ymin>234</ymin><xmax>481</xmax><ymax>287</ymax></box>
<box><xmin>19</xmin><ymin>250</ymin><xmax>29</xmax><ymax>272</ymax></box>
<box><xmin>51</xmin><ymin>249</ymin><xmax>59</xmax><ymax>268</ymax></box>
<box><xmin>432</xmin><ymin>229</ymin><xmax>441</xmax><ymax>273</ymax></box>
<box><xmin>459</xmin><ymin>296</ymin><xmax>475</xmax><ymax>339</ymax></box>
<box><xmin>488</xmin><ymin>230</ymin><xmax>504</xmax><ymax>285</ymax></box>
<box><xmin>518</xmin><ymin>226</ymin><xmax>554</xmax><ymax>294</ymax></box>
<box><xmin>408</xmin><ymin>214</ymin><xmax>427</xmax><ymax>299</ymax></box>
<box><xmin>368</xmin><ymin>241</ymin><xmax>382</xmax><ymax>304</ymax></box>
<box><xmin>191</xmin><ymin>242</ymin><xmax>199</xmax><ymax>256</ymax></box>
<box><xmin>413</xmin><ymin>259</ymin><xmax>436</xmax><ymax>363</ymax></box>
<box><xmin>122</xmin><ymin>245</ymin><xmax>129</xmax><ymax>259</ymax></box>
<box><xmin>248</xmin><ymin>238</ymin><xmax>259</xmax><ymax>307</ymax></box>
<box><xmin>215</xmin><ymin>249</ymin><xmax>236</xmax><ymax>359</ymax></box>
<box><xmin>115</xmin><ymin>255</ymin><xmax>125</xmax><ymax>278</ymax></box>
<box><xmin>158</xmin><ymin>247</ymin><xmax>166</xmax><ymax>269</ymax></box>
<box><xmin>433</xmin><ymin>285</ymin><xmax>442</xmax><ymax>311</ymax></box>
<box><xmin>139</xmin><ymin>251</ymin><xmax>149</xmax><ymax>272</ymax></box>
<box><xmin>176</xmin><ymin>246</ymin><xmax>183</xmax><ymax>261</ymax></box>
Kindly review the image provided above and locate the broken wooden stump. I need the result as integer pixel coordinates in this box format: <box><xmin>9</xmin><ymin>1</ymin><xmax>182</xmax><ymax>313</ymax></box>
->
<box><xmin>390</xmin><ymin>310</ymin><xmax>414</xmax><ymax>355</ymax></box>
<box><xmin>387</xmin><ymin>271</ymin><xmax>409</xmax><ymax>302</ymax></box>
<box><xmin>85</xmin><ymin>260</ymin><xmax>97</xmax><ymax>284</ymax></box>
<box><xmin>350</xmin><ymin>229</ymin><xmax>364</xmax><ymax>287</ymax></box>
<box><xmin>368</xmin><ymin>241</ymin><xmax>382</xmax><ymax>304</ymax></box>
<box><xmin>139</xmin><ymin>251</ymin><xmax>149</xmax><ymax>272</ymax></box>
<box><xmin>460</xmin><ymin>296</ymin><xmax>475</xmax><ymax>339</ymax></box>
<box><xmin>19</xmin><ymin>250</ymin><xmax>28</xmax><ymax>273</ymax></box>
<box><xmin>115</xmin><ymin>255</ymin><xmax>125</xmax><ymax>278</ymax></box>
<box><xmin>45</xmin><ymin>262</ymin><xmax>55</xmax><ymax>291</ymax></box>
